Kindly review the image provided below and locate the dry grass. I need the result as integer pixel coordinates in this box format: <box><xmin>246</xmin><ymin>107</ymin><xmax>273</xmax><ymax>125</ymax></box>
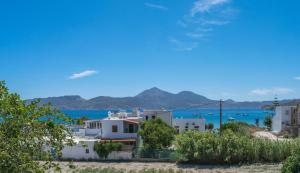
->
<box><xmin>52</xmin><ymin>162</ymin><xmax>282</xmax><ymax>173</ymax></box>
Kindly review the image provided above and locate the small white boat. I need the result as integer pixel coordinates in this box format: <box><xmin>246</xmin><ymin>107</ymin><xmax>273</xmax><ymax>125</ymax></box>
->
<box><xmin>228</xmin><ymin>117</ymin><xmax>235</xmax><ymax>121</ymax></box>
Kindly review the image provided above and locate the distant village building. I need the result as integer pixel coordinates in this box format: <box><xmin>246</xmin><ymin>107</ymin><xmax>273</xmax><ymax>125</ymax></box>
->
<box><xmin>173</xmin><ymin>118</ymin><xmax>205</xmax><ymax>134</ymax></box>
<box><xmin>101</xmin><ymin>111</ymin><xmax>140</xmax><ymax>146</ymax></box>
<box><xmin>272</xmin><ymin>105</ymin><xmax>300</xmax><ymax>137</ymax></box>
<box><xmin>140</xmin><ymin>109</ymin><xmax>173</xmax><ymax>126</ymax></box>
<box><xmin>63</xmin><ymin>109</ymin><xmax>206</xmax><ymax>160</ymax></box>
<box><xmin>61</xmin><ymin>137</ymin><xmax>133</xmax><ymax>160</ymax></box>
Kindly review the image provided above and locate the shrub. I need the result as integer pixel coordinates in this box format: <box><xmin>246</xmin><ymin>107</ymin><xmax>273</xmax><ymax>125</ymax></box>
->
<box><xmin>282</xmin><ymin>152</ymin><xmax>300</xmax><ymax>173</ymax></box>
<box><xmin>205</xmin><ymin>123</ymin><xmax>214</xmax><ymax>130</ymax></box>
<box><xmin>175</xmin><ymin>130</ymin><xmax>300</xmax><ymax>164</ymax></box>
<box><xmin>93</xmin><ymin>142</ymin><xmax>123</xmax><ymax>159</ymax></box>
<box><xmin>222</xmin><ymin>122</ymin><xmax>253</xmax><ymax>136</ymax></box>
<box><xmin>264</xmin><ymin>115</ymin><xmax>273</xmax><ymax>131</ymax></box>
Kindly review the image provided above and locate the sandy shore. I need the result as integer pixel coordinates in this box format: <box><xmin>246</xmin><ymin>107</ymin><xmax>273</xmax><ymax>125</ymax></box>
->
<box><xmin>53</xmin><ymin>161</ymin><xmax>282</xmax><ymax>173</ymax></box>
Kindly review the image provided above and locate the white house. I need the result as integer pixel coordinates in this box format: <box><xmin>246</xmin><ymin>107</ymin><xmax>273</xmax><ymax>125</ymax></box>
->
<box><xmin>173</xmin><ymin>118</ymin><xmax>206</xmax><ymax>133</ymax></box>
<box><xmin>272</xmin><ymin>106</ymin><xmax>293</xmax><ymax>133</ymax></box>
<box><xmin>140</xmin><ymin>109</ymin><xmax>173</xmax><ymax>126</ymax></box>
<box><xmin>99</xmin><ymin>111</ymin><xmax>142</xmax><ymax>146</ymax></box>
<box><xmin>272</xmin><ymin>105</ymin><xmax>300</xmax><ymax>136</ymax></box>
<box><xmin>84</xmin><ymin>119</ymin><xmax>102</xmax><ymax>137</ymax></box>
<box><xmin>101</xmin><ymin>118</ymin><xmax>139</xmax><ymax>139</ymax></box>
<box><xmin>61</xmin><ymin>137</ymin><xmax>132</xmax><ymax>160</ymax></box>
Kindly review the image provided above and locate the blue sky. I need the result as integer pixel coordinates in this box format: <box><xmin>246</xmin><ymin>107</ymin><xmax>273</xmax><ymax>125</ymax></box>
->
<box><xmin>0</xmin><ymin>0</ymin><xmax>300</xmax><ymax>101</ymax></box>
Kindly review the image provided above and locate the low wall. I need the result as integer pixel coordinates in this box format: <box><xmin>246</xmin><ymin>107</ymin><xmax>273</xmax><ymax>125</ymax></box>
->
<box><xmin>61</xmin><ymin>141</ymin><xmax>132</xmax><ymax>160</ymax></box>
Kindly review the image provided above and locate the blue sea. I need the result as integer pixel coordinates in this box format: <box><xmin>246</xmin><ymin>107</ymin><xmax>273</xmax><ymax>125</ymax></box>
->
<box><xmin>62</xmin><ymin>109</ymin><xmax>273</xmax><ymax>128</ymax></box>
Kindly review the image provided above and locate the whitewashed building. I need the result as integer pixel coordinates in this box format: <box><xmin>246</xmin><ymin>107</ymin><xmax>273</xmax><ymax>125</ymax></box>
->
<box><xmin>61</xmin><ymin>137</ymin><xmax>132</xmax><ymax>160</ymax></box>
<box><xmin>272</xmin><ymin>106</ymin><xmax>294</xmax><ymax>133</ymax></box>
<box><xmin>140</xmin><ymin>109</ymin><xmax>173</xmax><ymax>126</ymax></box>
<box><xmin>272</xmin><ymin>105</ymin><xmax>300</xmax><ymax>137</ymax></box>
<box><xmin>173</xmin><ymin>118</ymin><xmax>205</xmax><ymax>133</ymax></box>
<box><xmin>64</xmin><ymin>109</ymin><xmax>209</xmax><ymax>160</ymax></box>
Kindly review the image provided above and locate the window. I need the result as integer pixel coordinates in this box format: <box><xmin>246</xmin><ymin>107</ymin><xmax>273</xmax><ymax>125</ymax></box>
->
<box><xmin>145</xmin><ymin>116</ymin><xmax>148</xmax><ymax>120</ymax></box>
<box><xmin>128</xmin><ymin>124</ymin><xmax>134</xmax><ymax>133</ymax></box>
<box><xmin>112</xmin><ymin>125</ymin><xmax>118</xmax><ymax>132</ymax></box>
<box><xmin>86</xmin><ymin>149</ymin><xmax>89</xmax><ymax>154</ymax></box>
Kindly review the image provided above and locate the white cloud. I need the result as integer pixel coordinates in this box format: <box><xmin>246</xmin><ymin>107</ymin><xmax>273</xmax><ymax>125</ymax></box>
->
<box><xmin>250</xmin><ymin>87</ymin><xmax>293</xmax><ymax>96</ymax></box>
<box><xmin>294</xmin><ymin>77</ymin><xmax>300</xmax><ymax>80</ymax></box>
<box><xmin>169</xmin><ymin>37</ymin><xmax>198</xmax><ymax>51</ymax></box>
<box><xmin>185</xmin><ymin>32</ymin><xmax>206</xmax><ymax>38</ymax></box>
<box><xmin>198</xmin><ymin>19</ymin><xmax>230</xmax><ymax>26</ymax></box>
<box><xmin>69</xmin><ymin>70</ymin><xmax>98</xmax><ymax>79</ymax></box>
<box><xmin>177</xmin><ymin>20</ymin><xmax>188</xmax><ymax>28</ymax></box>
<box><xmin>144</xmin><ymin>3</ymin><xmax>168</xmax><ymax>10</ymax></box>
<box><xmin>191</xmin><ymin>0</ymin><xmax>231</xmax><ymax>16</ymax></box>
<box><xmin>170</xmin><ymin>0</ymin><xmax>236</xmax><ymax>51</ymax></box>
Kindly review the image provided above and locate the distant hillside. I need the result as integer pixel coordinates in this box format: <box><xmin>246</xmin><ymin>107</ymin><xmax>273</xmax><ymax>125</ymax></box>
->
<box><xmin>26</xmin><ymin>87</ymin><xmax>291</xmax><ymax>110</ymax></box>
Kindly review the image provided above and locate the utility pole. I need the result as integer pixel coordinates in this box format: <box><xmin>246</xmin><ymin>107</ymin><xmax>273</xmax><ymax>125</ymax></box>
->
<box><xmin>220</xmin><ymin>99</ymin><xmax>223</xmax><ymax>132</ymax></box>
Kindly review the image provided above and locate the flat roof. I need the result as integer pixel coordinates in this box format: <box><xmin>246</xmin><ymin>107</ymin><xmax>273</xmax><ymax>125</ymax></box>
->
<box><xmin>100</xmin><ymin>138</ymin><xmax>137</xmax><ymax>142</ymax></box>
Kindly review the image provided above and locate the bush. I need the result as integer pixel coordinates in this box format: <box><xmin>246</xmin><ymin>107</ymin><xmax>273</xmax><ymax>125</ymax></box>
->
<box><xmin>175</xmin><ymin>130</ymin><xmax>300</xmax><ymax>164</ymax></box>
<box><xmin>282</xmin><ymin>152</ymin><xmax>300</xmax><ymax>173</ymax></box>
<box><xmin>205</xmin><ymin>123</ymin><xmax>214</xmax><ymax>130</ymax></box>
<box><xmin>264</xmin><ymin>116</ymin><xmax>273</xmax><ymax>131</ymax></box>
<box><xmin>93</xmin><ymin>142</ymin><xmax>123</xmax><ymax>159</ymax></box>
<box><xmin>222</xmin><ymin>122</ymin><xmax>251</xmax><ymax>136</ymax></box>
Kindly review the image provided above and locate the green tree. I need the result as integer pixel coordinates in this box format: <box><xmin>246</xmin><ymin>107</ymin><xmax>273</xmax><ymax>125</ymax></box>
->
<box><xmin>264</xmin><ymin>115</ymin><xmax>273</xmax><ymax>131</ymax></box>
<box><xmin>138</xmin><ymin>118</ymin><xmax>175</xmax><ymax>150</ymax></box>
<box><xmin>74</xmin><ymin>116</ymin><xmax>89</xmax><ymax>125</ymax></box>
<box><xmin>205</xmin><ymin>123</ymin><xmax>214</xmax><ymax>131</ymax></box>
<box><xmin>0</xmin><ymin>81</ymin><xmax>73</xmax><ymax>172</ymax></box>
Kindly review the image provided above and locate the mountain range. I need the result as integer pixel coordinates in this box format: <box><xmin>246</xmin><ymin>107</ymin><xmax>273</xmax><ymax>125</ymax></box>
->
<box><xmin>26</xmin><ymin>87</ymin><xmax>296</xmax><ymax>110</ymax></box>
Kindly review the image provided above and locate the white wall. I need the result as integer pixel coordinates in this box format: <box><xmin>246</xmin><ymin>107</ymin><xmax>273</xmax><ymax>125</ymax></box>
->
<box><xmin>173</xmin><ymin>118</ymin><xmax>205</xmax><ymax>133</ymax></box>
<box><xmin>85</xmin><ymin>129</ymin><xmax>102</xmax><ymax>136</ymax></box>
<box><xmin>61</xmin><ymin>141</ymin><xmax>132</xmax><ymax>160</ymax></box>
<box><xmin>141</xmin><ymin>110</ymin><xmax>173</xmax><ymax>126</ymax></box>
<box><xmin>272</xmin><ymin>106</ymin><xmax>292</xmax><ymax>133</ymax></box>
<box><xmin>101</xmin><ymin>119</ymin><xmax>137</xmax><ymax>139</ymax></box>
<box><xmin>62</xmin><ymin>141</ymin><xmax>98</xmax><ymax>160</ymax></box>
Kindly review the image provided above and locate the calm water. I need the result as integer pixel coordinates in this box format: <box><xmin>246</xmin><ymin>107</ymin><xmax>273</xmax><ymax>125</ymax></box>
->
<box><xmin>62</xmin><ymin>109</ymin><xmax>274</xmax><ymax>128</ymax></box>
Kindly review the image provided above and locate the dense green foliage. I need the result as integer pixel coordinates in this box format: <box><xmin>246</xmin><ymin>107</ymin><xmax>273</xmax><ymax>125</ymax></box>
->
<box><xmin>221</xmin><ymin>122</ymin><xmax>253</xmax><ymax>136</ymax></box>
<box><xmin>175</xmin><ymin>130</ymin><xmax>300</xmax><ymax>164</ymax></box>
<box><xmin>74</xmin><ymin>116</ymin><xmax>89</xmax><ymax>125</ymax></box>
<box><xmin>0</xmin><ymin>81</ymin><xmax>73</xmax><ymax>172</ymax></box>
<box><xmin>93</xmin><ymin>142</ymin><xmax>123</xmax><ymax>159</ymax></box>
<box><xmin>282</xmin><ymin>151</ymin><xmax>300</xmax><ymax>173</ymax></box>
<box><xmin>264</xmin><ymin>115</ymin><xmax>273</xmax><ymax>131</ymax></box>
<box><xmin>205</xmin><ymin>123</ymin><xmax>214</xmax><ymax>130</ymax></box>
<box><xmin>139</xmin><ymin>118</ymin><xmax>175</xmax><ymax>150</ymax></box>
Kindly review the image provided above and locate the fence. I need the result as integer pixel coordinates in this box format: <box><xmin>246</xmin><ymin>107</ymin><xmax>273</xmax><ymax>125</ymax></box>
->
<box><xmin>132</xmin><ymin>148</ymin><xmax>179</xmax><ymax>161</ymax></box>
